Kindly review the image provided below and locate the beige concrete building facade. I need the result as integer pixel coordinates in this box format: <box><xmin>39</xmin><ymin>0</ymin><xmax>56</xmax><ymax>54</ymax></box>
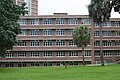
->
<box><xmin>0</xmin><ymin>13</ymin><xmax>120</xmax><ymax>67</ymax></box>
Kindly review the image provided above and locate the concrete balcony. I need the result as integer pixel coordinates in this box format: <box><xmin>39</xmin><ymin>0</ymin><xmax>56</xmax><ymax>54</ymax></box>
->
<box><xmin>94</xmin><ymin>46</ymin><xmax>120</xmax><ymax>50</ymax></box>
<box><xmin>94</xmin><ymin>36</ymin><xmax>120</xmax><ymax>40</ymax></box>
<box><xmin>94</xmin><ymin>26</ymin><xmax>120</xmax><ymax>30</ymax></box>
<box><xmin>20</xmin><ymin>24</ymin><xmax>91</xmax><ymax>29</ymax></box>
<box><xmin>13</xmin><ymin>46</ymin><xmax>92</xmax><ymax>51</ymax></box>
<box><xmin>17</xmin><ymin>35</ymin><xmax>93</xmax><ymax>40</ymax></box>
<box><xmin>0</xmin><ymin>57</ymin><xmax>92</xmax><ymax>62</ymax></box>
<box><xmin>17</xmin><ymin>35</ymin><xmax>73</xmax><ymax>40</ymax></box>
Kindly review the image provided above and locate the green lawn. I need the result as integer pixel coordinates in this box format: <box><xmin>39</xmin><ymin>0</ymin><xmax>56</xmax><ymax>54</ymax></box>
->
<box><xmin>0</xmin><ymin>64</ymin><xmax>120</xmax><ymax>80</ymax></box>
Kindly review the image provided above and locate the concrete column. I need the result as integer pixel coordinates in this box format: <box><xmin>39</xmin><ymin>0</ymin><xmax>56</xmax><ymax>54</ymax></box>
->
<box><xmin>14</xmin><ymin>52</ymin><xmax>18</xmax><ymax>58</ymax></box>
<box><xmin>52</xmin><ymin>52</ymin><xmax>56</xmax><ymax>57</ymax></box>
<box><xmin>27</xmin><ymin>40</ymin><xmax>30</xmax><ymax>47</ymax></box>
<box><xmin>27</xmin><ymin>19</ymin><xmax>30</xmax><ymax>25</ymax></box>
<box><xmin>26</xmin><ymin>52</ymin><xmax>30</xmax><ymax>58</ymax></box>
<box><xmin>14</xmin><ymin>63</ymin><xmax>18</xmax><ymax>67</ymax></box>
<box><xmin>65</xmin><ymin>29</ymin><xmax>68</xmax><ymax>36</ymax></box>
<box><xmin>27</xmin><ymin>29</ymin><xmax>30</xmax><ymax>35</ymax></box>
<box><xmin>53</xmin><ymin>29</ymin><xmax>56</xmax><ymax>35</ymax></box>
<box><xmin>65</xmin><ymin>18</ymin><xmax>68</xmax><ymax>24</ymax></box>
<box><xmin>52</xmin><ymin>18</ymin><xmax>56</xmax><ymax>24</ymax></box>
<box><xmin>26</xmin><ymin>63</ymin><xmax>31</xmax><ymax>67</ymax></box>
<box><xmin>66</xmin><ymin>40</ymin><xmax>69</xmax><ymax>46</ymax></box>
<box><xmin>112</xmin><ymin>51</ymin><xmax>116</xmax><ymax>62</ymax></box>
<box><xmin>78</xmin><ymin>18</ymin><xmax>81</xmax><ymax>24</ymax></box>
<box><xmin>39</xmin><ymin>29</ymin><xmax>43</xmax><ymax>35</ymax></box>
<box><xmin>40</xmin><ymin>40</ymin><xmax>43</xmax><ymax>46</ymax></box>
<box><xmin>65</xmin><ymin>52</ymin><xmax>69</xmax><ymax>57</ymax></box>
<box><xmin>53</xmin><ymin>40</ymin><xmax>56</xmax><ymax>46</ymax></box>
<box><xmin>41</xmin><ymin>52</ymin><xmax>44</xmax><ymax>57</ymax></box>
<box><xmin>39</xmin><ymin>19</ymin><xmax>43</xmax><ymax>25</ymax></box>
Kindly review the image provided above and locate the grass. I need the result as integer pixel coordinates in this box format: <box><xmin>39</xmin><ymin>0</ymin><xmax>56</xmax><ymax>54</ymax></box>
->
<box><xmin>0</xmin><ymin>64</ymin><xmax>120</xmax><ymax>80</ymax></box>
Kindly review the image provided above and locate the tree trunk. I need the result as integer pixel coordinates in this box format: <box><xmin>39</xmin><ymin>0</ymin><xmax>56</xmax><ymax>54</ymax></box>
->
<box><xmin>65</xmin><ymin>62</ymin><xmax>67</xmax><ymax>68</ymax></box>
<box><xmin>82</xmin><ymin>45</ymin><xmax>85</xmax><ymax>65</ymax></box>
<box><xmin>100</xmin><ymin>22</ymin><xmax>104</xmax><ymax>66</ymax></box>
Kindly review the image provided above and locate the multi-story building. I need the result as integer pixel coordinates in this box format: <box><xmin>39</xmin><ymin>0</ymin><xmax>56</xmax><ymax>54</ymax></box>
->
<box><xmin>0</xmin><ymin>13</ymin><xmax>120</xmax><ymax>67</ymax></box>
<box><xmin>15</xmin><ymin>0</ymin><xmax>38</xmax><ymax>15</ymax></box>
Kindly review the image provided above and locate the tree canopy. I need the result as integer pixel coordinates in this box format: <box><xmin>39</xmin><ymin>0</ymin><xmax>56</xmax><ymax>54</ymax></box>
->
<box><xmin>88</xmin><ymin>0</ymin><xmax>120</xmax><ymax>23</ymax></box>
<box><xmin>72</xmin><ymin>26</ymin><xmax>90</xmax><ymax>48</ymax></box>
<box><xmin>0</xmin><ymin>0</ymin><xmax>27</xmax><ymax>57</ymax></box>
<box><xmin>72</xmin><ymin>26</ymin><xmax>90</xmax><ymax>65</ymax></box>
<box><xmin>113</xmin><ymin>0</ymin><xmax>120</xmax><ymax>13</ymax></box>
<box><xmin>87</xmin><ymin>0</ymin><xmax>120</xmax><ymax>66</ymax></box>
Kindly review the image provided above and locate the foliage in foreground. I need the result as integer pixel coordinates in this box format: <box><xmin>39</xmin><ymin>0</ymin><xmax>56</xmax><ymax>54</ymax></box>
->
<box><xmin>0</xmin><ymin>0</ymin><xmax>27</xmax><ymax>57</ymax></box>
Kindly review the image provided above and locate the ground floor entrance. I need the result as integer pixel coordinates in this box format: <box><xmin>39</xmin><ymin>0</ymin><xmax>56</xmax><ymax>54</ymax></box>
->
<box><xmin>0</xmin><ymin>61</ymin><xmax>92</xmax><ymax>67</ymax></box>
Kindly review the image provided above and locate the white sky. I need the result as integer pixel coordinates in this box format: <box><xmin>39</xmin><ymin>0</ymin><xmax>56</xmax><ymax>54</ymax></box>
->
<box><xmin>38</xmin><ymin>0</ymin><xmax>120</xmax><ymax>18</ymax></box>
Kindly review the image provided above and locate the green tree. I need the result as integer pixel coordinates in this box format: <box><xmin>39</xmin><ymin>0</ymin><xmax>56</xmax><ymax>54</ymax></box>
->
<box><xmin>0</xmin><ymin>0</ymin><xmax>27</xmax><ymax>57</ymax></box>
<box><xmin>111</xmin><ymin>0</ymin><xmax>120</xmax><ymax>14</ymax></box>
<box><xmin>107</xmin><ymin>0</ymin><xmax>120</xmax><ymax>14</ymax></box>
<box><xmin>72</xmin><ymin>26</ymin><xmax>90</xmax><ymax>65</ymax></box>
<box><xmin>88</xmin><ymin>0</ymin><xmax>109</xmax><ymax>66</ymax></box>
<box><xmin>88</xmin><ymin>0</ymin><xmax>120</xmax><ymax>66</ymax></box>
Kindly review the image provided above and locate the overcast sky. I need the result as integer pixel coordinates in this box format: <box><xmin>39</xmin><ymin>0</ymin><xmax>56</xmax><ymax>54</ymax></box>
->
<box><xmin>38</xmin><ymin>0</ymin><xmax>120</xmax><ymax>18</ymax></box>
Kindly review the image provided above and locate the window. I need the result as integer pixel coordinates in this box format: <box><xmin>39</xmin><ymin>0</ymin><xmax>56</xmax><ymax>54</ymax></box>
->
<box><xmin>17</xmin><ymin>52</ymin><xmax>26</xmax><ymax>57</ymax></box>
<box><xmin>56</xmin><ymin>18</ymin><xmax>65</xmax><ymax>24</ymax></box>
<box><xmin>56</xmin><ymin>40</ymin><xmax>65</xmax><ymax>46</ymax></box>
<box><xmin>114</xmin><ymin>21</ymin><xmax>120</xmax><ymax>27</ymax></box>
<box><xmin>30</xmin><ymin>52</ymin><xmax>40</xmax><ymax>57</ymax></box>
<box><xmin>102</xmin><ymin>22</ymin><xmax>111</xmax><ymax>27</ymax></box>
<box><xmin>31</xmin><ymin>63</ymin><xmax>39</xmax><ymax>67</ymax></box>
<box><xmin>115</xmin><ymin>40</ymin><xmax>120</xmax><ymax>46</ymax></box>
<box><xmin>43</xmin><ymin>40</ymin><xmax>53</xmax><ymax>46</ymax></box>
<box><xmin>18</xmin><ymin>40</ymin><xmax>26</xmax><ymax>46</ymax></box>
<box><xmin>43</xmin><ymin>18</ymin><xmax>52</xmax><ymax>25</ymax></box>
<box><xmin>30</xmin><ymin>19</ymin><xmax>39</xmax><ymax>25</ymax></box>
<box><xmin>68</xmin><ymin>29</ymin><xmax>74</xmax><ymax>35</ymax></box>
<box><xmin>18</xmin><ymin>63</ymin><xmax>26</xmax><ymax>67</ymax></box>
<box><xmin>19</xmin><ymin>19</ymin><xmax>27</xmax><ymax>25</ymax></box>
<box><xmin>30</xmin><ymin>40</ymin><xmax>39</xmax><ymax>46</ymax></box>
<box><xmin>103</xmin><ymin>51</ymin><xmax>111</xmax><ymax>56</ymax></box>
<box><xmin>5</xmin><ymin>52</ymin><xmax>14</xmax><ymax>58</ymax></box>
<box><xmin>102</xmin><ymin>31</ymin><xmax>112</xmax><ymax>36</ymax></box>
<box><xmin>115</xmin><ymin>31</ymin><xmax>120</xmax><ymax>36</ymax></box>
<box><xmin>43</xmin><ymin>29</ymin><xmax>52</xmax><ymax>35</ymax></box>
<box><xmin>68</xmin><ymin>40</ymin><xmax>76</xmax><ymax>46</ymax></box>
<box><xmin>94</xmin><ymin>41</ymin><xmax>100</xmax><ymax>46</ymax></box>
<box><xmin>30</xmin><ymin>29</ymin><xmax>39</xmax><ymax>35</ymax></box>
<box><xmin>94</xmin><ymin>23</ymin><xmax>100</xmax><ymax>27</ymax></box>
<box><xmin>94</xmin><ymin>51</ymin><xmax>100</xmax><ymax>56</ymax></box>
<box><xmin>56</xmin><ymin>29</ymin><xmax>65</xmax><ymax>35</ymax></box>
<box><xmin>44</xmin><ymin>62</ymin><xmax>52</xmax><ymax>66</ymax></box>
<box><xmin>81</xmin><ymin>18</ymin><xmax>90</xmax><ymax>25</ymax></box>
<box><xmin>56</xmin><ymin>62</ymin><xmax>61</xmax><ymax>66</ymax></box>
<box><xmin>44</xmin><ymin>52</ymin><xmax>52</xmax><ymax>57</ymax></box>
<box><xmin>30</xmin><ymin>19</ymin><xmax>35</xmax><ymax>25</ymax></box>
<box><xmin>94</xmin><ymin>31</ymin><xmax>100</xmax><ymax>36</ymax></box>
<box><xmin>5</xmin><ymin>64</ymin><xmax>14</xmax><ymax>67</ymax></box>
<box><xmin>103</xmin><ymin>40</ymin><xmax>112</xmax><ymax>46</ymax></box>
<box><xmin>20</xmin><ymin>29</ymin><xmax>26</xmax><ymax>35</ymax></box>
<box><xmin>68</xmin><ymin>18</ymin><xmax>78</xmax><ymax>24</ymax></box>
<box><xmin>69</xmin><ymin>52</ymin><xmax>78</xmax><ymax>57</ymax></box>
<box><xmin>115</xmin><ymin>51</ymin><xmax>120</xmax><ymax>56</ymax></box>
<box><xmin>69</xmin><ymin>61</ymin><xmax>78</xmax><ymax>65</ymax></box>
<box><xmin>84</xmin><ymin>51</ymin><xmax>91</xmax><ymax>57</ymax></box>
<box><xmin>56</xmin><ymin>52</ymin><xmax>65</xmax><ymax>57</ymax></box>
